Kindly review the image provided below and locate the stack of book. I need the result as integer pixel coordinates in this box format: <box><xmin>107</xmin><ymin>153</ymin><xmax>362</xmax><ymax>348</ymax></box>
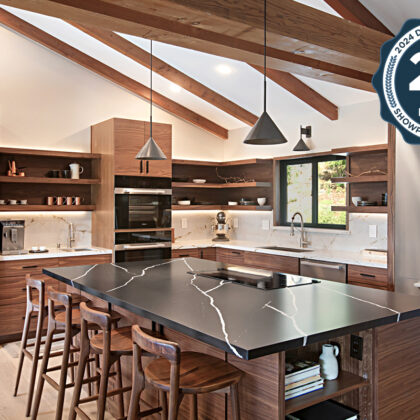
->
<box><xmin>285</xmin><ymin>360</ymin><xmax>324</xmax><ymax>400</ymax></box>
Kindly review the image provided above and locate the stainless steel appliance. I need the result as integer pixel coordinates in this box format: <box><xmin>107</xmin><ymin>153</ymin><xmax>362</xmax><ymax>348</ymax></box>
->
<box><xmin>300</xmin><ymin>259</ymin><xmax>347</xmax><ymax>283</ymax></box>
<box><xmin>114</xmin><ymin>230</ymin><xmax>172</xmax><ymax>263</ymax></box>
<box><xmin>114</xmin><ymin>176</ymin><xmax>171</xmax><ymax>230</ymax></box>
<box><xmin>0</xmin><ymin>220</ymin><xmax>26</xmax><ymax>255</ymax></box>
<box><xmin>211</xmin><ymin>211</ymin><xmax>231</xmax><ymax>242</ymax></box>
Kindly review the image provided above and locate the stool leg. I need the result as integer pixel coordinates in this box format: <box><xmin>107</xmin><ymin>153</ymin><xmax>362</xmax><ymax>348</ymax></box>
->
<box><xmin>115</xmin><ymin>358</ymin><xmax>125</xmax><ymax>418</ymax></box>
<box><xmin>69</xmin><ymin>336</ymin><xmax>75</xmax><ymax>384</ymax></box>
<box><xmin>25</xmin><ymin>308</ymin><xmax>45</xmax><ymax>417</ymax></box>
<box><xmin>31</xmin><ymin>326</ymin><xmax>55</xmax><ymax>420</ymax></box>
<box><xmin>127</xmin><ymin>344</ymin><xmax>145</xmax><ymax>420</ymax></box>
<box><xmin>159</xmin><ymin>390</ymin><xmax>167</xmax><ymax>420</ymax></box>
<box><xmin>191</xmin><ymin>395</ymin><xmax>198</xmax><ymax>420</ymax></box>
<box><xmin>97</xmin><ymin>355</ymin><xmax>113</xmax><ymax>420</ymax></box>
<box><xmin>14</xmin><ymin>307</ymin><xmax>32</xmax><ymax>397</ymax></box>
<box><xmin>54</xmin><ymin>326</ymin><xmax>73</xmax><ymax>420</ymax></box>
<box><xmin>68</xmin><ymin>342</ymin><xmax>89</xmax><ymax>420</ymax></box>
<box><xmin>230</xmin><ymin>384</ymin><xmax>240</xmax><ymax>420</ymax></box>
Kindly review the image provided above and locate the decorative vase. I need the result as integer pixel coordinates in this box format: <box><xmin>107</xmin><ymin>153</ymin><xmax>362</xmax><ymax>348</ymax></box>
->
<box><xmin>319</xmin><ymin>344</ymin><xmax>339</xmax><ymax>380</ymax></box>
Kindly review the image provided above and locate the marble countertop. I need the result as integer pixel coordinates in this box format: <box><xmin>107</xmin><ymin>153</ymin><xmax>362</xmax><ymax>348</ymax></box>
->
<box><xmin>0</xmin><ymin>247</ymin><xmax>112</xmax><ymax>261</ymax></box>
<box><xmin>173</xmin><ymin>240</ymin><xmax>387</xmax><ymax>269</ymax></box>
<box><xmin>43</xmin><ymin>258</ymin><xmax>417</xmax><ymax>360</ymax></box>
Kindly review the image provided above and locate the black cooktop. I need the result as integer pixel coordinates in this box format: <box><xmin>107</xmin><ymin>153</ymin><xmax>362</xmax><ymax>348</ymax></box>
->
<box><xmin>190</xmin><ymin>265</ymin><xmax>320</xmax><ymax>290</ymax></box>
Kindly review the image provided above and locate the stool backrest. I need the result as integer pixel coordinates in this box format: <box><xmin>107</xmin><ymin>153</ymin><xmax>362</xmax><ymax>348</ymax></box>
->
<box><xmin>26</xmin><ymin>274</ymin><xmax>45</xmax><ymax>308</ymax></box>
<box><xmin>131</xmin><ymin>325</ymin><xmax>180</xmax><ymax>420</ymax></box>
<box><xmin>47</xmin><ymin>289</ymin><xmax>72</xmax><ymax>324</ymax></box>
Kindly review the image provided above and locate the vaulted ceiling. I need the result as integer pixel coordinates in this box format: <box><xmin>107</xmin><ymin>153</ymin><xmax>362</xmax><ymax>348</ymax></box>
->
<box><xmin>0</xmin><ymin>0</ymin><xmax>417</xmax><ymax>137</ymax></box>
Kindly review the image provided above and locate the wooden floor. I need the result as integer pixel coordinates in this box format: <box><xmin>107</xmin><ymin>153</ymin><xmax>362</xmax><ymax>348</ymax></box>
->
<box><xmin>0</xmin><ymin>340</ymin><xmax>113</xmax><ymax>419</ymax></box>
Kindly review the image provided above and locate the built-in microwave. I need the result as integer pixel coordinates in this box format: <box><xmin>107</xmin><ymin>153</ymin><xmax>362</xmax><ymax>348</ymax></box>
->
<box><xmin>114</xmin><ymin>230</ymin><xmax>172</xmax><ymax>263</ymax></box>
<box><xmin>114</xmin><ymin>176</ymin><xmax>172</xmax><ymax>230</ymax></box>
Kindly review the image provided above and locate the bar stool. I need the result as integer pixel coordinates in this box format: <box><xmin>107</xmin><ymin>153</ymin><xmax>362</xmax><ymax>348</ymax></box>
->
<box><xmin>30</xmin><ymin>290</ymin><xmax>121</xmax><ymax>420</ymax></box>
<box><xmin>13</xmin><ymin>275</ymin><xmax>86</xmax><ymax>417</ymax></box>
<box><xmin>127</xmin><ymin>325</ymin><xmax>244</xmax><ymax>420</ymax></box>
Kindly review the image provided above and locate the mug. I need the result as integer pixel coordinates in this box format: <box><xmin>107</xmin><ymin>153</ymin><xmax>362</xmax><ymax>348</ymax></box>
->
<box><xmin>19</xmin><ymin>199</ymin><xmax>28</xmax><ymax>205</ymax></box>
<box><xmin>49</xmin><ymin>170</ymin><xmax>60</xmax><ymax>178</ymax></box>
<box><xmin>65</xmin><ymin>197</ymin><xmax>72</xmax><ymax>205</ymax></box>
<box><xmin>47</xmin><ymin>196</ymin><xmax>54</xmax><ymax>206</ymax></box>
<box><xmin>9</xmin><ymin>199</ymin><xmax>17</xmax><ymax>205</ymax></box>
<box><xmin>55</xmin><ymin>196</ymin><xmax>64</xmax><ymax>206</ymax></box>
<box><xmin>73</xmin><ymin>196</ymin><xmax>82</xmax><ymax>205</ymax></box>
<box><xmin>0</xmin><ymin>199</ymin><xmax>5</xmax><ymax>205</ymax></box>
<box><xmin>61</xmin><ymin>169</ymin><xmax>71</xmax><ymax>178</ymax></box>
<box><xmin>69</xmin><ymin>163</ymin><xmax>84</xmax><ymax>180</ymax></box>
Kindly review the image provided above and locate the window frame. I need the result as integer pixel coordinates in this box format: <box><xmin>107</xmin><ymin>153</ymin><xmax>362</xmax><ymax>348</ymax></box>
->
<box><xmin>279</xmin><ymin>154</ymin><xmax>347</xmax><ymax>230</ymax></box>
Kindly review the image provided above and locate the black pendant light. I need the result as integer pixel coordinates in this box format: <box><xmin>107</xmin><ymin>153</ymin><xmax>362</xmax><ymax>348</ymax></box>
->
<box><xmin>244</xmin><ymin>0</ymin><xmax>287</xmax><ymax>145</ymax></box>
<box><xmin>293</xmin><ymin>125</ymin><xmax>311</xmax><ymax>151</ymax></box>
<box><xmin>136</xmin><ymin>39</ymin><xmax>167</xmax><ymax>160</ymax></box>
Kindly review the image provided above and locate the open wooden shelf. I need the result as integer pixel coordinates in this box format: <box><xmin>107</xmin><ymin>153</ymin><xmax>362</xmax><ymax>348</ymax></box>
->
<box><xmin>172</xmin><ymin>158</ymin><xmax>270</xmax><ymax>166</ymax></box>
<box><xmin>0</xmin><ymin>205</ymin><xmax>95</xmax><ymax>212</ymax></box>
<box><xmin>331</xmin><ymin>143</ymin><xmax>388</xmax><ymax>155</ymax></box>
<box><xmin>0</xmin><ymin>176</ymin><xmax>100</xmax><ymax>184</ymax></box>
<box><xmin>172</xmin><ymin>205</ymin><xmax>272</xmax><ymax>211</ymax></box>
<box><xmin>172</xmin><ymin>181</ymin><xmax>271</xmax><ymax>189</ymax></box>
<box><xmin>0</xmin><ymin>147</ymin><xmax>100</xmax><ymax>159</ymax></box>
<box><xmin>331</xmin><ymin>175</ymin><xmax>387</xmax><ymax>184</ymax></box>
<box><xmin>285</xmin><ymin>371</ymin><xmax>368</xmax><ymax>415</ymax></box>
<box><xmin>332</xmin><ymin>205</ymin><xmax>388</xmax><ymax>214</ymax></box>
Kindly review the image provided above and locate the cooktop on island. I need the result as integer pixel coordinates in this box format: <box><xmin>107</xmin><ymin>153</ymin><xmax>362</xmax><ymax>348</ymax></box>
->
<box><xmin>189</xmin><ymin>265</ymin><xmax>320</xmax><ymax>290</ymax></box>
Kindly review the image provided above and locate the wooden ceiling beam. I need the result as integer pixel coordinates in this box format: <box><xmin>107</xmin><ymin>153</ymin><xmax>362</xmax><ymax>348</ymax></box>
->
<box><xmin>251</xmin><ymin>65</ymin><xmax>338</xmax><ymax>121</ymax></box>
<box><xmin>323</xmin><ymin>0</ymin><xmax>394</xmax><ymax>35</ymax></box>
<box><xmin>0</xmin><ymin>0</ymin><xmax>381</xmax><ymax>91</ymax></box>
<box><xmin>69</xmin><ymin>23</ymin><xmax>258</xmax><ymax>126</ymax></box>
<box><xmin>0</xmin><ymin>8</ymin><xmax>228</xmax><ymax>139</ymax></box>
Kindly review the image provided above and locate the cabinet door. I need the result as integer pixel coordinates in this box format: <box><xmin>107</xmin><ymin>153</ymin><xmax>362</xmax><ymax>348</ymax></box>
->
<box><xmin>58</xmin><ymin>254</ymin><xmax>112</xmax><ymax>267</ymax></box>
<box><xmin>143</xmin><ymin>123</ymin><xmax>172</xmax><ymax>178</ymax></box>
<box><xmin>348</xmin><ymin>265</ymin><xmax>388</xmax><ymax>290</ymax></box>
<box><xmin>216</xmin><ymin>248</ymin><xmax>244</xmax><ymax>265</ymax></box>
<box><xmin>201</xmin><ymin>248</ymin><xmax>217</xmax><ymax>261</ymax></box>
<box><xmin>243</xmin><ymin>252</ymin><xmax>299</xmax><ymax>274</ymax></box>
<box><xmin>172</xmin><ymin>248</ymin><xmax>201</xmax><ymax>259</ymax></box>
<box><xmin>114</xmin><ymin>118</ymin><xmax>145</xmax><ymax>176</ymax></box>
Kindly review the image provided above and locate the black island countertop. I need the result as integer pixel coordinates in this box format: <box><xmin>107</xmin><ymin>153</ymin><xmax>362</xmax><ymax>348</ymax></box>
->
<box><xmin>44</xmin><ymin>258</ymin><xmax>420</xmax><ymax>360</ymax></box>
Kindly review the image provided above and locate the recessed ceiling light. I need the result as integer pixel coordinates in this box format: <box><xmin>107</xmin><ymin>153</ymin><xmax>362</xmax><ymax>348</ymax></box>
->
<box><xmin>170</xmin><ymin>83</ymin><xmax>182</xmax><ymax>93</ymax></box>
<box><xmin>215</xmin><ymin>64</ymin><xmax>233</xmax><ymax>75</ymax></box>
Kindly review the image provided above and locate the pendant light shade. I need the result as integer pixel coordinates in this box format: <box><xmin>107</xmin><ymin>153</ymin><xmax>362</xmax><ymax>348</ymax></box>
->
<box><xmin>136</xmin><ymin>39</ymin><xmax>167</xmax><ymax>161</ymax></box>
<box><xmin>292</xmin><ymin>125</ymin><xmax>311</xmax><ymax>151</ymax></box>
<box><xmin>244</xmin><ymin>111</ymin><xmax>288</xmax><ymax>144</ymax></box>
<box><xmin>243</xmin><ymin>0</ymin><xmax>287</xmax><ymax>145</ymax></box>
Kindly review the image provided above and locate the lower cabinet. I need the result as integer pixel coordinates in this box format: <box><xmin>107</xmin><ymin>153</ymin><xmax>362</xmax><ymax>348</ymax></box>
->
<box><xmin>347</xmin><ymin>264</ymin><xmax>388</xmax><ymax>290</ymax></box>
<box><xmin>243</xmin><ymin>252</ymin><xmax>299</xmax><ymax>274</ymax></box>
<box><xmin>171</xmin><ymin>248</ymin><xmax>201</xmax><ymax>259</ymax></box>
<box><xmin>0</xmin><ymin>253</ymin><xmax>112</xmax><ymax>343</ymax></box>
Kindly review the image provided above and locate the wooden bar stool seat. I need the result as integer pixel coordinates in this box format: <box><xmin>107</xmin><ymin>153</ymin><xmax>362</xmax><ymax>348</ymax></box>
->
<box><xmin>127</xmin><ymin>326</ymin><xmax>244</xmax><ymax>420</ymax></box>
<box><xmin>145</xmin><ymin>351</ymin><xmax>243</xmax><ymax>394</ymax></box>
<box><xmin>55</xmin><ymin>306</ymin><xmax>121</xmax><ymax>327</ymax></box>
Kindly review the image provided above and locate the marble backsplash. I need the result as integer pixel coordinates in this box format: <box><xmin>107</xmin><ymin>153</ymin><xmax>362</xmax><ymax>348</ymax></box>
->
<box><xmin>173</xmin><ymin>211</ymin><xmax>387</xmax><ymax>252</ymax></box>
<box><xmin>0</xmin><ymin>212</ymin><xmax>92</xmax><ymax>249</ymax></box>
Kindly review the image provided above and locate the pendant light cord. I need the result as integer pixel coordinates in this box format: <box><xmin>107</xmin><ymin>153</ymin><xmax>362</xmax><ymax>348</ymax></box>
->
<box><xmin>150</xmin><ymin>39</ymin><xmax>153</xmax><ymax>139</ymax></box>
<box><xmin>263</xmin><ymin>0</ymin><xmax>267</xmax><ymax>113</ymax></box>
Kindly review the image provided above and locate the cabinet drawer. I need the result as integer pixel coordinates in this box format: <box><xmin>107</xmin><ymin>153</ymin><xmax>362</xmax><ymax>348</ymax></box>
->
<box><xmin>172</xmin><ymin>248</ymin><xmax>201</xmax><ymax>259</ymax></box>
<box><xmin>201</xmin><ymin>248</ymin><xmax>217</xmax><ymax>261</ymax></box>
<box><xmin>0</xmin><ymin>258</ymin><xmax>59</xmax><ymax>277</ymax></box>
<box><xmin>244</xmin><ymin>252</ymin><xmax>299</xmax><ymax>274</ymax></box>
<box><xmin>58</xmin><ymin>254</ymin><xmax>112</xmax><ymax>267</ymax></box>
<box><xmin>0</xmin><ymin>303</ymin><xmax>27</xmax><ymax>336</ymax></box>
<box><xmin>216</xmin><ymin>248</ymin><xmax>244</xmax><ymax>265</ymax></box>
<box><xmin>348</xmin><ymin>265</ymin><xmax>388</xmax><ymax>289</ymax></box>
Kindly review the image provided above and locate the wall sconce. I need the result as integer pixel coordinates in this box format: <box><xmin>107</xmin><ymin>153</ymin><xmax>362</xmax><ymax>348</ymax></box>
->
<box><xmin>293</xmin><ymin>125</ymin><xmax>311</xmax><ymax>151</ymax></box>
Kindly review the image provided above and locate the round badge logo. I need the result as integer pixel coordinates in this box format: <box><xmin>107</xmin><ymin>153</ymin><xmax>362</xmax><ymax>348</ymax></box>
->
<box><xmin>373</xmin><ymin>19</ymin><xmax>420</xmax><ymax>144</ymax></box>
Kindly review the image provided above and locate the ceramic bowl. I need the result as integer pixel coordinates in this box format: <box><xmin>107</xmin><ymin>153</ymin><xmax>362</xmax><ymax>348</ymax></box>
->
<box><xmin>351</xmin><ymin>196</ymin><xmax>362</xmax><ymax>206</ymax></box>
<box><xmin>177</xmin><ymin>200</ymin><xmax>191</xmax><ymax>205</ymax></box>
<box><xmin>257</xmin><ymin>197</ymin><xmax>267</xmax><ymax>206</ymax></box>
<box><xmin>192</xmin><ymin>179</ymin><xmax>206</xmax><ymax>184</ymax></box>
<box><xmin>228</xmin><ymin>201</ymin><xmax>238</xmax><ymax>206</ymax></box>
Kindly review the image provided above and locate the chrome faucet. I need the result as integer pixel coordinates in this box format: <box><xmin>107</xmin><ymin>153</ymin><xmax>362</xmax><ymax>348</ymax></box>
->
<box><xmin>290</xmin><ymin>212</ymin><xmax>309</xmax><ymax>248</ymax></box>
<box><xmin>68</xmin><ymin>223</ymin><xmax>76</xmax><ymax>248</ymax></box>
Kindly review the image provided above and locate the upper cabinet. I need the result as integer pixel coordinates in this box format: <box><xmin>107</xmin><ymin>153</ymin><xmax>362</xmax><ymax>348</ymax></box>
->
<box><xmin>92</xmin><ymin>117</ymin><xmax>172</xmax><ymax>178</ymax></box>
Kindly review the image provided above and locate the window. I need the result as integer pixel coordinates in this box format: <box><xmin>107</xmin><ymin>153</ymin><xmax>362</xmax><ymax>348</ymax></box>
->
<box><xmin>279</xmin><ymin>155</ymin><xmax>347</xmax><ymax>229</ymax></box>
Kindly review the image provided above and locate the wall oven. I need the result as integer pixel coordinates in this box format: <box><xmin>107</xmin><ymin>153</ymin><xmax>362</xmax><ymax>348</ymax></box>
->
<box><xmin>114</xmin><ymin>176</ymin><xmax>171</xmax><ymax>230</ymax></box>
<box><xmin>114</xmin><ymin>230</ymin><xmax>172</xmax><ymax>263</ymax></box>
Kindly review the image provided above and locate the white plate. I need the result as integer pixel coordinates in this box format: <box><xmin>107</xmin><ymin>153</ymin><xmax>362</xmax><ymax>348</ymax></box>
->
<box><xmin>192</xmin><ymin>179</ymin><xmax>206</xmax><ymax>184</ymax></box>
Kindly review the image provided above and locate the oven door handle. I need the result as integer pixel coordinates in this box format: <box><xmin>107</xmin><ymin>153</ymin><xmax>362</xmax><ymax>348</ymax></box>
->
<box><xmin>115</xmin><ymin>243</ymin><xmax>171</xmax><ymax>251</ymax></box>
<box><xmin>114</xmin><ymin>188</ymin><xmax>172</xmax><ymax>195</ymax></box>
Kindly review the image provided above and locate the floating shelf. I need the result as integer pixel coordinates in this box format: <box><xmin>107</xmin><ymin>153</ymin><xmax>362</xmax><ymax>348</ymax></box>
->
<box><xmin>332</xmin><ymin>205</ymin><xmax>388</xmax><ymax>214</ymax></box>
<box><xmin>172</xmin><ymin>205</ymin><xmax>272</xmax><ymax>211</ymax></box>
<box><xmin>0</xmin><ymin>176</ymin><xmax>100</xmax><ymax>184</ymax></box>
<box><xmin>331</xmin><ymin>175</ymin><xmax>387</xmax><ymax>183</ymax></box>
<box><xmin>331</xmin><ymin>143</ymin><xmax>388</xmax><ymax>155</ymax></box>
<box><xmin>172</xmin><ymin>158</ymin><xmax>270</xmax><ymax>166</ymax></box>
<box><xmin>285</xmin><ymin>371</ymin><xmax>368</xmax><ymax>415</ymax></box>
<box><xmin>0</xmin><ymin>205</ymin><xmax>95</xmax><ymax>212</ymax></box>
<box><xmin>0</xmin><ymin>147</ymin><xmax>100</xmax><ymax>159</ymax></box>
<box><xmin>172</xmin><ymin>181</ymin><xmax>271</xmax><ymax>189</ymax></box>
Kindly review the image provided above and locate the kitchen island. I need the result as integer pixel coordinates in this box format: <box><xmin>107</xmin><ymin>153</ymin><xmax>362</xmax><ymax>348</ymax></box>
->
<box><xmin>44</xmin><ymin>258</ymin><xmax>420</xmax><ymax>420</ymax></box>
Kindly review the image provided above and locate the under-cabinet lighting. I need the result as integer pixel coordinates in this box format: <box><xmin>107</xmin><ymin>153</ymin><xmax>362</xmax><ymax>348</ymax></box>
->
<box><xmin>0</xmin><ymin>211</ymin><xmax>90</xmax><ymax>217</ymax></box>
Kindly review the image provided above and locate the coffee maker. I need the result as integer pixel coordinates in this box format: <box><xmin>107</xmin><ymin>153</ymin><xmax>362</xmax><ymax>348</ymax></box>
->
<box><xmin>212</xmin><ymin>211</ymin><xmax>231</xmax><ymax>242</ymax></box>
<box><xmin>0</xmin><ymin>220</ymin><xmax>26</xmax><ymax>255</ymax></box>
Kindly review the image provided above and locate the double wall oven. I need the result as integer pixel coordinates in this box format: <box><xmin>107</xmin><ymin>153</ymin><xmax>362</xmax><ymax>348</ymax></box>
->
<box><xmin>114</xmin><ymin>176</ymin><xmax>172</xmax><ymax>262</ymax></box>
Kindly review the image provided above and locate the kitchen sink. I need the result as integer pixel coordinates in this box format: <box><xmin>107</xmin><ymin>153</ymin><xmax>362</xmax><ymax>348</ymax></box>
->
<box><xmin>258</xmin><ymin>246</ymin><xmax>313</xmax><ymax>253</ymax></box>
<box><xmin>61</xmin><ymin>248</ymin><xmax>94</xmax><ymax>252</ymax></box>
